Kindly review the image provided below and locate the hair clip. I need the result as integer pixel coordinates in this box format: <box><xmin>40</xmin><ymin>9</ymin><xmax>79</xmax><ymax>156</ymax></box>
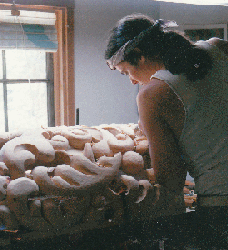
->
<box><xmin>194</xmin><ymin>63</ymin><xmax>200</xmax><ymax>68</ymax></box>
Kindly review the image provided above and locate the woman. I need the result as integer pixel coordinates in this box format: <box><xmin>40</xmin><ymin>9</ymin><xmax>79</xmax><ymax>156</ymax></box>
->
<box><xmin>105</xmin><ymin>13</ymin><xmax>228</xmax><ymax>248</ymax></box>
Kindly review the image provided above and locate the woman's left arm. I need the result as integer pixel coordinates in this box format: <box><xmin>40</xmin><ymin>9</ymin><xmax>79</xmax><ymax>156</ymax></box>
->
<box><xmin>137</xmin><ymin>79</ymin><xmax>187</xmax><ymax>194</ymax></box>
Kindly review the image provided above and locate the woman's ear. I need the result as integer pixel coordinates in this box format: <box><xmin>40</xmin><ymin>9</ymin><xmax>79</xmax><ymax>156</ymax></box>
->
<box><xmin>129</xmin><ymin>48</ymin><xmax>143</xmax><ymax>65</ymax></box>
<box><xmin>139</xmin><ymin>55</ymin><xmax>146</xmax><ymax>64</ymax></box>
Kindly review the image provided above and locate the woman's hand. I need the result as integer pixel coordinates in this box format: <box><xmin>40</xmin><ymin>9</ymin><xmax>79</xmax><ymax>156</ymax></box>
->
<box><xmin>138</xmin><ymin>120</ymin><xmax>144</xmax><ymax>133</ymax></box>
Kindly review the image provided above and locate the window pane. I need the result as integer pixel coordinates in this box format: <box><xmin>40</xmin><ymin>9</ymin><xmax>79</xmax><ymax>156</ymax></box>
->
<box><xmin>0</xmin><ymin>84</ymin><xmax>5</xmax><ymax>132</ymax></box>
<box><xmin>5</xmin><ymin>50</ymin><xmax>46</xmax><ymax>79</ymax></box>
<box><xmin>7</xmin><ymin>82</ymin><xmax>48</xmax><ymax>131</ymax></box>
<box><xmin>185</xmin><ymin>28</ymin><xmax>224</xmax><ymax>42</ymax></box>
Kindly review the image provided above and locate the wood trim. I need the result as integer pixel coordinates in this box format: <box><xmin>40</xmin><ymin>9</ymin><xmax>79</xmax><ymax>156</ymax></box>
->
<box><xmin>54</xmin><ymin>9</ymin><xmax>63</xmax><ymax>125</ymax></box>
<box><xmin>65</xmin><ymin>7</ymin><xmax>75</xmax><ymax>126</ymax></box>
<box><xmin>54</xmin><ymin>7</ymin><xmax>75</xmax><ymax>126</ymax></box>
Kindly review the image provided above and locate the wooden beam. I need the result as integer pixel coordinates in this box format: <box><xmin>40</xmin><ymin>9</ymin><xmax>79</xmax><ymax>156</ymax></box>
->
<box><xmin>54</xmin><ymin>7</ymin><xmax>75</xmax><ymax>126</ymax></box>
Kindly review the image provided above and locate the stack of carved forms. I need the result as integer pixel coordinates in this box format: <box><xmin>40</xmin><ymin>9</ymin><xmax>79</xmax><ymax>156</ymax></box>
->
<box><xmin>0</xmin><ymin>124</ymin><xmax>185</xmax><ymax>240</ymax></box>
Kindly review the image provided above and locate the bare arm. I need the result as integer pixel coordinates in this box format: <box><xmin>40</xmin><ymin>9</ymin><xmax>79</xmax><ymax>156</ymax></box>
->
<box><xmin>137</xmin><ymin>80</ymin><xmax>186</xmax><ymax>194</ymax></box>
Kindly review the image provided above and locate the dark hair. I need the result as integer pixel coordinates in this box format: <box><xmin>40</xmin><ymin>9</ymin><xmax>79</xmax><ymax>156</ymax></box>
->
<box><xmin>105</xmin><ymin>14</ymin><xmax>212</xmax><ymax>81</ymax></box>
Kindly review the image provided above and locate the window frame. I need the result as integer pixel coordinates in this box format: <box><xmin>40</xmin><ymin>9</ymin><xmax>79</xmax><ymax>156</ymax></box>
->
<box><xmin>179</xmin><ymin>24</ymin><xmax>228</xmax><ymax>41</ymax></box>
<box><xmin>0</xmin><ymin>3</ymin><xmax>75</xmax><ymax>127</ymax></box>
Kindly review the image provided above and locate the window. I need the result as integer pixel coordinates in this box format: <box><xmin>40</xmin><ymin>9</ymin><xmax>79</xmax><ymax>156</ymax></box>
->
<box><xmin>179</xmin><ymin>24</ymin><xmax>228</xmax><ymax>41</ymax></box>
<box><xmin>0</xmin><ymin>50</ymin><xmax>54</xmax><ymax>132</ymax></box>
<box><xmin>0</xmin><ymin>3</ymin><xmax>75</xmax><ymax>131</ymax></box>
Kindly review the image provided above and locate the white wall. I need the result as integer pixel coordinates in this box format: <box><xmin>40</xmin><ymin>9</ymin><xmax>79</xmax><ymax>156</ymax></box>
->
<box><xmin>74</xmin><ymin>0</ymin><xmax>160</xmax><ymax>126</ymax></box>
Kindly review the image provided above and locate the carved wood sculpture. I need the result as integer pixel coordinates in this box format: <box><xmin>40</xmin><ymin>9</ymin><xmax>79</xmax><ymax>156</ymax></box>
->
<box><xmin>0</xmin><ymin>124</ymin><xmax>185</xmax><ymax>243</ymax></box>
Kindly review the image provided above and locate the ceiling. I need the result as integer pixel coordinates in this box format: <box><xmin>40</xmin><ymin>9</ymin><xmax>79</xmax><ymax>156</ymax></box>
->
<box><xmin>155</xmin><ymin>0</ymin><xmax>228</xmax><ymax>6</ymax></box>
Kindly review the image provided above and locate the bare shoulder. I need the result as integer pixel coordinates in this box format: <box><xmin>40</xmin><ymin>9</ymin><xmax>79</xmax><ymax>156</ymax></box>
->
<box><xmin>137</xmin><ymin>78</ymin><xmax>179</xmax><ymax>108</ymax></box>
<box><xmin>207</xmin><ymin>37</ymin><xmax>228</xmax><ymax>55</ymax></box>
<box><xmin>137</xmin><ymin>78</ymin><xmax>185</xmax><ymax>139</ymax></box>
<box><xmin>138</xmin><ymin>79</ymin><xmax>169</xmax><ymax>98</ymax></box>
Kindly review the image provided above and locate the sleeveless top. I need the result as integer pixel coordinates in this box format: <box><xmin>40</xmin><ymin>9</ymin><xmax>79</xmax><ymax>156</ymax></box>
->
<box><xmin>152</xmin><ymin>40</ymin><xmax>228</xmax><ymax>196</ymax></box>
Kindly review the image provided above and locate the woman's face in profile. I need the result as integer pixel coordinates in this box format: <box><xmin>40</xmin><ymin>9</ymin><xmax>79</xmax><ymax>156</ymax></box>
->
<box><xmin>115</xmin><ymin>57</ymin><xmax>164</xmax><ymax>86</ymax></box>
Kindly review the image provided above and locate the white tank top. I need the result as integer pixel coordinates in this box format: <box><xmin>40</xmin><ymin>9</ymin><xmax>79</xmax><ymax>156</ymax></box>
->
<box><xmin>152</xmin><ymin>41</ymin><xmax>228</xmax><ymax>195</ymax></box>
